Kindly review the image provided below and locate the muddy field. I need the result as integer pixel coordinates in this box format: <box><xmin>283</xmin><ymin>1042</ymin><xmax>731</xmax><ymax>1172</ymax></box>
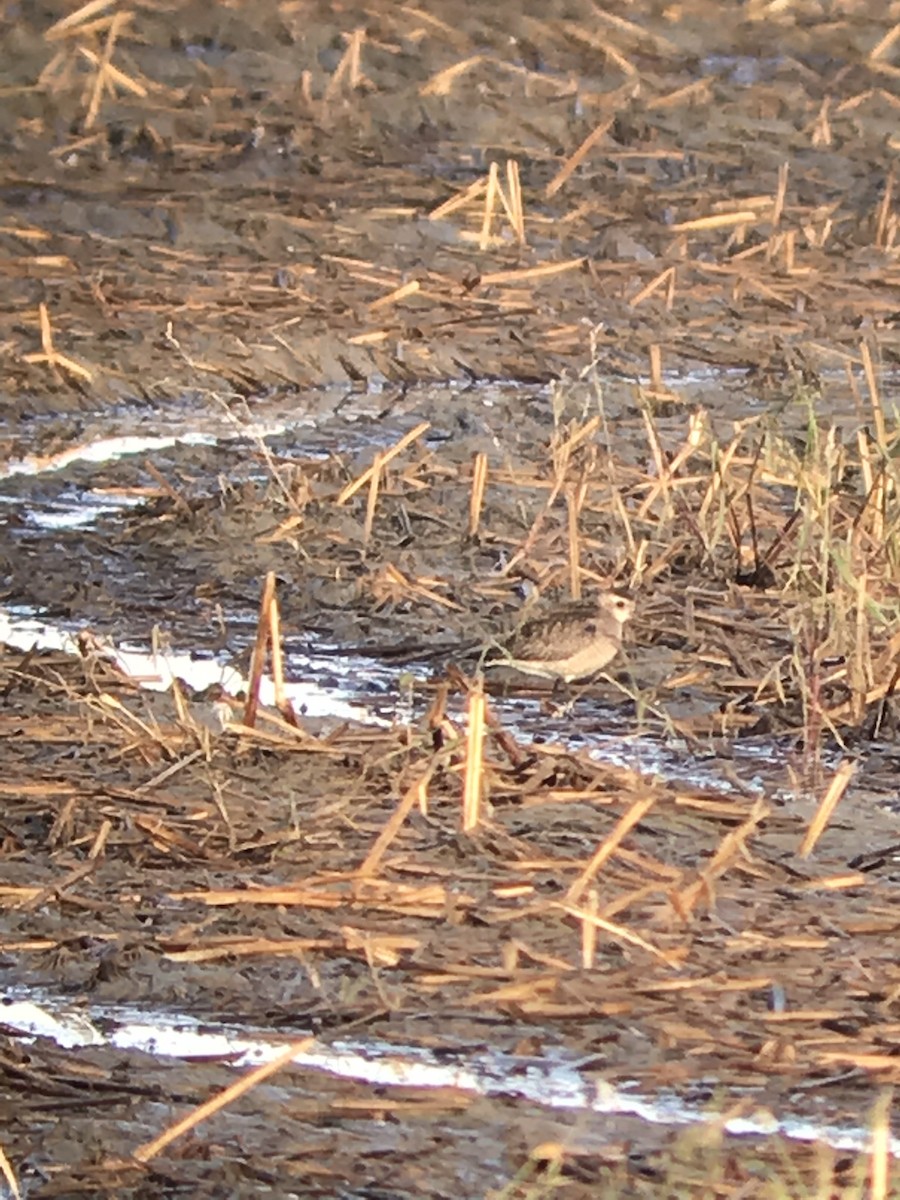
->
<box><xmin>1</xmin><ymin>0</ymin><xmax>900</xmax><ymax>1197</ymax></box>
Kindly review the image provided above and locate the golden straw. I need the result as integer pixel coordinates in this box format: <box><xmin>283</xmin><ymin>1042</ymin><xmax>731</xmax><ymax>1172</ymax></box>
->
<box><xmin>462</xmin><ymin>681</ymin><xmax>487</xmax><ymax>831</ymax></box>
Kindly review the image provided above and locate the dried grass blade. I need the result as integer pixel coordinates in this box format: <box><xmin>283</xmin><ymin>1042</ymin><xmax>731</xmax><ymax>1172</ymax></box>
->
<box><xmin>268</xmin><ymin>585</ymin><xmax>298</xmax><ymax>726</ymax></box>
<box><xmin>0</xmin><ymin>1143</ymin><xmax>20</xmax><ymax>1200</ymax></box>
<box><xmin>363</xmin><ymin>452</ymin><xmax>382</xmax><ymax>549</ymax></box>
<box><xmin>869</xmin><ymin>1089</ymin><xmax>892</xmax><ymax>1200</ymax></box>
<box><xmin>545</xmin><ymin>117</ymin><xmax>614</xmax><ymax>198</ymax></box>
<box><xmin>428</xmin><ymin>176</ymin><xmax>486</xmax><ymax>220</ymax></box>
<box><xmin>559</xmin><ymin>902</ymin><xmax>676</xmax><ymax>965</ymax></box>
<box><xmin>646</xmin><ymin>79</ymin><xmax>712</xmax><ymax>110</ymax></box>
<box><xmin>505</xmin><ymin>159</ymin><xmax>525</xmax><ymax>244</ymax></box>
<box><xmin>567</xmin><ymin>795</ymin><xmax>656</xmax><ymax>904</ymax></box>
<box><xmin>421</xmin><ymin>55</ymin><xmax>484</xmax><ymax>97</ymax></box>
<box><xmin>468</xmin><ymin>451</ymin><xmax>488</xmax><ymax>537</ymax></box>
<box><xmin>337</xmin><ymin>421</ymin><xmax>429</xmax><ymax>504</ymax></box>
<box><xmin>243</xmin><ymin>572</ymin><xmax>276</xmax><ymax>728</ymax></box>
<box><xmin>358</xmin><ymin>766</ymin><xmax>435</xmax><ymax>877</ymax></box>
<box><xmin>462</xmin><ymin>681</ymin><xmax>487</xmax><ymax>831</ymax></box>
<box><xmin>677</xmin><ymin>799</ymin><xmax>769</xmax><ymax>915</ymax></box>
<box><xmin>799</xmin><ymin>759</ymin><xmax>857</xmax><ymax>858</ymax></box>
<box><xmin>174</xmin><ymin>886</ymin><xmax>343</xmax><ymax>908</ymax></box>
<box><xmin>131</xmin><ymin>1038</ymin><xmax>315</xmax><ymax>1164</ymax></box>
<box><xmin>671</xmin><ymin>211</ymin><xmax>759</xmax><ymax>232</ymax></box>
<box><xmin>479</xmin><ymin>161</ymin><xmax>500</xmax><ymax>251</ymax></box>
<box><xmin>479</xmin><ymin>258</ymin><xmax>584</xmax><ymax>286</ymax></box>
<box><xmin>629</xmin><ymin>267</ymin><xmax>676</xmax><ymax>309</ymax></box>
<box><xmin>869</xmin><ymin>24</ymin><xmax>900</xmax><ymax>62</ymax></box>
<box><xmin>324</xmin><ymin>28</ymin><xmax>366</xmax><ymax>101</ymax></box>
<box><xmin>45</xmin><ymin>0</ymin><xmax>115</xmax><ymax>37</ymax></box>
<box><xmin>369</xmin><ymin>279</ymin><xmax>420</xmax><ymax>311</ymax></box>
<box><xmin>860</xmin><ymin>339</ymin><xmax>887</xmax><ymax>450</ymax></box>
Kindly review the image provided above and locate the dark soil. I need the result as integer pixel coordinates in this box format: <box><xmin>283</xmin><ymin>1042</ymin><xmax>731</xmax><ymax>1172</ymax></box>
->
<box><xmin>2</xmin><ymin>1</ymin><xmax>900</xmax><ymax>1196</ymax></box>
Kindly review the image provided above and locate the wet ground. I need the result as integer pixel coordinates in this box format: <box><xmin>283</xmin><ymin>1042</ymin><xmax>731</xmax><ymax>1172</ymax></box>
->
<box><xmin>2</xmin><ymin>0</ymin><xmax>900</xmax><ymax>1196</ymax></box>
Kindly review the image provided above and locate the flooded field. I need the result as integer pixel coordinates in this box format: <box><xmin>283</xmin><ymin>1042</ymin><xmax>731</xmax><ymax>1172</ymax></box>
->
<box><xmin>1</xmin><ymin>0</ymin><xmax>899</xmax><ymax>1197</ymax></box>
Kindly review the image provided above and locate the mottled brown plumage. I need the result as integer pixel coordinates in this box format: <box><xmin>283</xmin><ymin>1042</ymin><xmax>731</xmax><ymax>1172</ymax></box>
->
<box><xmin>489</xmin><ymin>592</ymin><xmax>634</xmax><ymax>682</ymax></box>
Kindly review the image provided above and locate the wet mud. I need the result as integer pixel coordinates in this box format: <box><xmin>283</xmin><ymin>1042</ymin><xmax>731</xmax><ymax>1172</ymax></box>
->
<box><xmin>2</xmin><ymin>0</ymin><xmax>900</xmax><ymax>1196</ymax></box>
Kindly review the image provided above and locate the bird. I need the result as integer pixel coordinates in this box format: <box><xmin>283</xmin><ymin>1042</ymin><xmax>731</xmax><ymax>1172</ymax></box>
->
<box><xmin>483</xmin><ymin>591</ymin><xmax>635</xmax><ymax>683</ymax></box>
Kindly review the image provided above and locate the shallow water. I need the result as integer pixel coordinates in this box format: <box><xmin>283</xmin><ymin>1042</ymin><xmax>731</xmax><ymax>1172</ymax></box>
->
<box><xmin>2</xmin><ymin>990</ymin><xmax>894</xmax><ymax>1159</ymax></box>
